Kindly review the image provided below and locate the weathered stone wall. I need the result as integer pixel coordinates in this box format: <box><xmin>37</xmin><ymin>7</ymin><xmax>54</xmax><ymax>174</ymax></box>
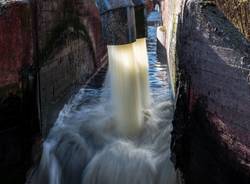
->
<box><xmin>0</xmin><ymin>0</ymin><xmax>107</xmax><ymax>135</ymax></box>
<box><xmin>160</xmin><ymin>0</ymin><xmax>250</xmax><ymax>183</ymax></box>
<box><xmin>36</xmin><ymin>0</ymin><xmax>106</xmax><ymax>66</ymax></box>
<box><xmin>0</xmin><ymin>0</ymin><xmax>107</xmax><ymax>182</ymax></box>
<box><xmin>35</xmin><ymin>0</ymin><xmax>107</xmax><ymax>135</ymax></box>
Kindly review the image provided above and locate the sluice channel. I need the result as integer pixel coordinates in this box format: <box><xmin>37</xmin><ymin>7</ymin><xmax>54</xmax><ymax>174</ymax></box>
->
<box><xmin>1</xmin><ymin>0</ymin><xmax>250</xmax><ymax>184</ymax></box>
<box><xmin>31</xmin><ymin>11</ymin><xmax>176</xmax><ymax>184</ymax></box>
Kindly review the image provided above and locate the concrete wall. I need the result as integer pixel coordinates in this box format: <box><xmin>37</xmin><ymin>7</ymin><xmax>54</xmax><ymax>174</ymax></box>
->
<box><xmin>159</xmin><ymin>0</ymin><xmax>250</xmax><ymax>183</ymax></box>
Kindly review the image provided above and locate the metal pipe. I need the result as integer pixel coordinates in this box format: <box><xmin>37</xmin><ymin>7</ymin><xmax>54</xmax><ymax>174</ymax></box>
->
<box><xmin>96</xmin><ymin>0</ymin><xmax>136</xmax><ymax>45</ymax></box>
<box><xmin>133</xmin><ymin>0</ymin><xmax>147</xmax><ymax>38</ymax></box>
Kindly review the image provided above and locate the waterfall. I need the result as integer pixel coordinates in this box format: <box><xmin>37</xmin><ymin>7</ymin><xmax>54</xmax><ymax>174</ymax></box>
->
<box><xmin>107</xmin><ymin>43</ymin><xmax>143</xmax><ymax>136</ymax></box>
<box><xmin>107</xmin><ymin>38</ymin><xmax>151</xmax><ymax>136</ymax></box>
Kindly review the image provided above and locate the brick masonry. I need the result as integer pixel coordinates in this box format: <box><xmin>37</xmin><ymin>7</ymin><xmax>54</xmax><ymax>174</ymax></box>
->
<box><xmin>0</xmin><ymin>0</ymin><xmax>107</xmax><ymax>182</ymax></box>
<box><xmin>35</xmin><ymin>0</ymin><xmax>107</xmax><ymax>135</ymax></box>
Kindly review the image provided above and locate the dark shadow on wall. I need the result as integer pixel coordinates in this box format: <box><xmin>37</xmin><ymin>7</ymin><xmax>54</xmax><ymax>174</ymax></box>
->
<box><xmin>0</xmin><ymin>71</ymin><xmax>40</xmax><ymax>184</ymax></box>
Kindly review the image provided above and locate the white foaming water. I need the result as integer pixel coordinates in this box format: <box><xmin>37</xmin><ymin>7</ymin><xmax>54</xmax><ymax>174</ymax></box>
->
<box><xmin>31</xmin><ymin>19</ymin><xmax>176</xmax><ymax>184</ymax></box>
<box><xmin>107</xmin><ymin>38</ymin><xmax>151</xmax><ymax>136</ymax></box>
<box><xmin>107</xmin><ymin>43</ymin><xmax>143</xmax><ymax>136</ymax></box>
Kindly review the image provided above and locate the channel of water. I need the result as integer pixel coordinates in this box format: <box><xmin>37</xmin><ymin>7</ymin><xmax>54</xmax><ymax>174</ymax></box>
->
<box><xmin>32</xmin><ymin>11</ymin><xmax>176</xmax><ymax>184</ymax></box>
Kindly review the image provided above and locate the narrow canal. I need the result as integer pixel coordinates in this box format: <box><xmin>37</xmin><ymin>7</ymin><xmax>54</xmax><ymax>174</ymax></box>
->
<box><xmin>32</xmin><ymin>11</ymin><xmax>176</xmax><ymax>184</ymax></box>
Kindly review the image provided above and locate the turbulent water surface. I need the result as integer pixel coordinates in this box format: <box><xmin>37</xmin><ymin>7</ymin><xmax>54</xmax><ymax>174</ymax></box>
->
<box><xmin>32</xmin><ymin>12</ymin><xmax>176</xmax><ymax>184</ymax></box>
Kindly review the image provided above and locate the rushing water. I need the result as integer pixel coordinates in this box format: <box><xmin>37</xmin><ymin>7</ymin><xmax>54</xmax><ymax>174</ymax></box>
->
<box><xmin>107</xmin><ymin>37</ymin><xmax>150</xmax><ymax>136</ymax></box>
<box><xmin>32</xmin><ymin>12</ymin><xmax>176</xmax><ymax>184</ymax></box>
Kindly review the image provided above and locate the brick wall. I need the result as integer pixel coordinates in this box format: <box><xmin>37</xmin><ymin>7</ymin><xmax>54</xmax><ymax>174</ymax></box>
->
<box><xmin>35</xmin><ymin>0</ymin><xmax>107</xmax><ymax>135</ymax></box>
<box><xmin>0</xmin><ymin>0</ymin><xmax>107</xmax><ymax>182</ymax></box>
